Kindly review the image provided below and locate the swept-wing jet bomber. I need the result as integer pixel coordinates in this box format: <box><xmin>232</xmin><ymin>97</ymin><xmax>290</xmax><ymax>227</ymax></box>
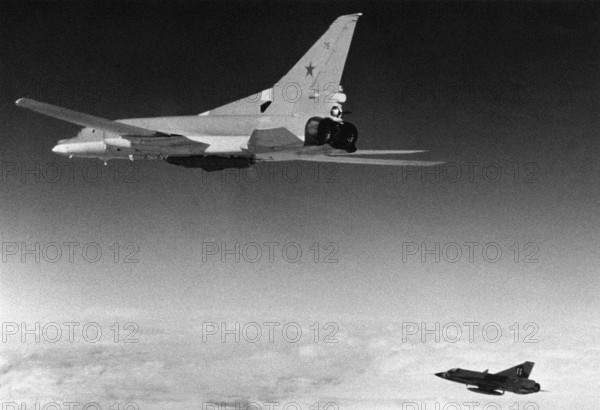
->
<box><xmin>435</xmin><ymin>362</ymin><xmax>542</xmax><ymax>395</ymax></box>
<box><xmin>16</xmin><ymin>13</ymin><xmax>440</xmax><ymax>171</ymax></box>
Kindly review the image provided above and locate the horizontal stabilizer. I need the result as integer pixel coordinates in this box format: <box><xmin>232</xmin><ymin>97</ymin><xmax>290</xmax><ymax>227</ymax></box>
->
<box><xmin>16</xmin><ymin>98</ymin><xmax>167</xmax><ymax>137</ymax></box>
<box><xmin>327</xmin><ymin>150</ymin><xmax>427</xmax><ymax>156</ymax></box>
<box><xmin>295</xmin><ymin>156</ymin><xmax>443</xmax><ymax>166</ymax></box>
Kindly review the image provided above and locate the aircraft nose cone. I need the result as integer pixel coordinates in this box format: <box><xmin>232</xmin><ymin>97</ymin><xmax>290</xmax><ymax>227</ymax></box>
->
<box><xmin>435</xmin><ymin>372</ymin><xmax>446</xmax><ymax>378</ymax></box>
<box><xmin>52</xmin><ymin>144</ymin><xmax>68</xmax><ymax>155</ymax></box>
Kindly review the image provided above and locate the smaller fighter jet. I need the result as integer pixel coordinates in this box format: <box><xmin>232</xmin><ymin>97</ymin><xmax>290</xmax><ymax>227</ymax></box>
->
<box><xmin>435</xmin><ymin>362</ymin><xmax>542</xmax><ymax>395</ymax></box>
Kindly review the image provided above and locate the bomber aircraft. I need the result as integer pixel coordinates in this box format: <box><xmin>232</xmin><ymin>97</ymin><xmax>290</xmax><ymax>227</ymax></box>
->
<box><xmin>16</xmin><ymin>13</ymin><xmax>440</xmax><ymax>171</ymax></box>
<box><xmin>435</xmin><ymin>362</ymin><xmax>543</xmax><ymax>395</ymax></box>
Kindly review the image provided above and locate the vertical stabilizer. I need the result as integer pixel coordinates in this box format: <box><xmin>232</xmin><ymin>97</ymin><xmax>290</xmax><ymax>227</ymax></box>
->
<box><xmin>270</xmin><ymin>13</ymin><xmax>362</xmax><ymax>115</ymax></box>
<box><xmin>496</xmin><ymin>362</ymin><xmax>535</xmax><ymax>379</ymax></box>
<box><xmin>207</xmin><ymin>14</ymin><xmax>362</xmax><ymax>117</ymax></box>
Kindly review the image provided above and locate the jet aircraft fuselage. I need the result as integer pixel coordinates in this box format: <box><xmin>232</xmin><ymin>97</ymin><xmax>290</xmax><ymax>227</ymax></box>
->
<box><xmin>54</xmin><ymin>114</ymin><xmax>306</xmax><ymax>158</ymax></box>
<box><xmin>435</xmin><ymin>362</ymin><xmax>541</xmax><ymax>395</ymax></box>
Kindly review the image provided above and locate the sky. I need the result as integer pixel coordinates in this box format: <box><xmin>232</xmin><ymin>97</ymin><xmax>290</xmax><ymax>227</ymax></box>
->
<box><xmin>1</xmin><ymin>1</ymin><xmax>599</xmax><ymax>409</ymax></box>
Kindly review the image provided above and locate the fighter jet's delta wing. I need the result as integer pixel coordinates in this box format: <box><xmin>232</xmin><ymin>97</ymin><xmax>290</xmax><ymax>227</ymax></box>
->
<box><xmin>436</xmin><ymin>362</ymin><xmax>542</xmax><ymax>396</ymax></box>
<box><xmin>17</xmin><ymin>13</ymin><xmax>442</xmax><ymax>171</ymax></box>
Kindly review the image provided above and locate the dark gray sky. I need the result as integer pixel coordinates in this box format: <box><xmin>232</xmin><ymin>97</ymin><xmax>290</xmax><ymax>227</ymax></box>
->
<box><xmin>1</xmin><ymin>1</ymin><xmax>599</xmax><ymax>408</ymax></box>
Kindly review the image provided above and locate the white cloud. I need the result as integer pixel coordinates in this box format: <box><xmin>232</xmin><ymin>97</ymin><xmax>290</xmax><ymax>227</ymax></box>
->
<box><xmin>1</xmin><ymin>318</ymin><xmax>598</xmax><ymax>409</ymax></box>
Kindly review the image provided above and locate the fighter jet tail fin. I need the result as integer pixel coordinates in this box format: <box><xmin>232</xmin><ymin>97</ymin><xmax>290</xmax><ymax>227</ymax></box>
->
<box><xmin>495</xmin><ymin>362</ymin><xmax>535</xmax><ymax>379</ymax></box>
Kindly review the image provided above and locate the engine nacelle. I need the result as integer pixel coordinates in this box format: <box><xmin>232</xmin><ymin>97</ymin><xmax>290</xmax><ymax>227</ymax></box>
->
<box><xmin>304</xmin><ymin>117</ymin><xmax>358</xmax><ymax>153</ymax></box>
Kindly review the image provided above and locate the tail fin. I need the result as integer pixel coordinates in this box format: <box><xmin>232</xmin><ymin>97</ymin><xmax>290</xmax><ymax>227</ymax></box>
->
<box><xmin>207</xmin><ymin>14</ymin><xmax>362</xmax><ymax>116</ymax></box>
<box><xmin>270</xmin><ymin>13</ymin><xmax>362</xmax><ymax>115</ymax></box>
<box><xmin>496</xmin><ymin>362</ymin><xmax>535</xmax><ymax>379</ymax></box>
